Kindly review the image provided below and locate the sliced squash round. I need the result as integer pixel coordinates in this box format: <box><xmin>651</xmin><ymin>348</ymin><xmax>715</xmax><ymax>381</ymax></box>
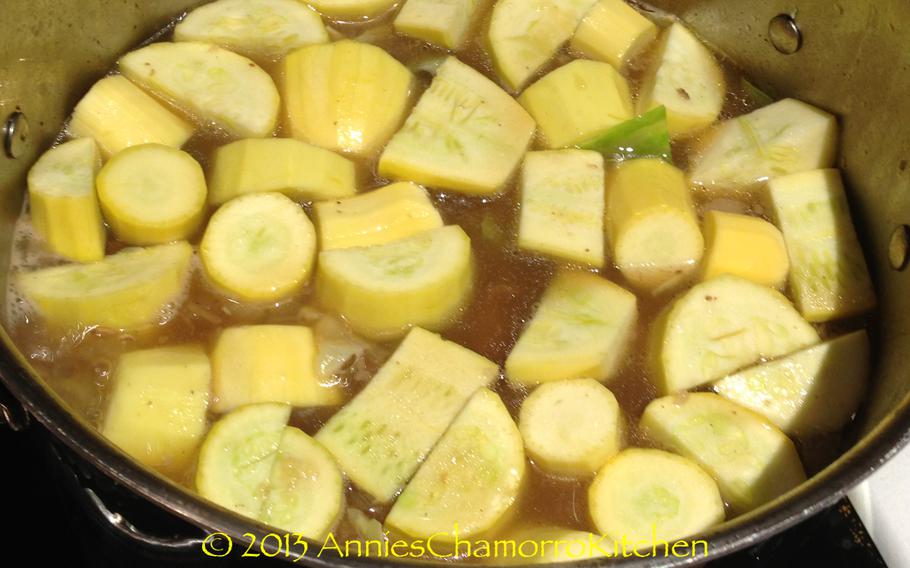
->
<box><xmin>174</xmin><ymin>0</ymin><xmax>329</xmax><ymax>58</ymax></box>
<box><xmin>119</xmin><ymin>42</ymin><xmax>280</xmax><ymax>138</ymax></box>
<box><xmin>97</xmin><ymin>144</ymin><xmax>207</xmax><ymax>245</ymax></box>
<box><xmin>589</xmin><ymin>448</ymin><xmax>725</xmax><ymax>545</ymax></box>
<box><xmin>651</xmin><ymin>275</ymin><xmax>819</xmax><ymax>394</ymax></box>
<box><xmin>200</xmin><ymin>193</ymin><xmax>316</xmax><ymax>303</ymax></box>
<box><xmin>385</xmin><ymin>388</ymin><xmax>525</xmax><ymax>541</ymax></box>
<box><xmin>519</xmin><ymin>379</ymin><xmax>622</xmax><ymax>477</ymax></box>
<box><xmin>306</xmin><ymin>0</ymin><xmax>399</xmax><ymax>19</ymax></box>
<box><xmin>260</xmin><ymin>427</ymin><xmax>345</xmax><ymax>540</ymax></box>
<box><xmin>317</xmin><ymin>225</ymin><xmax>473</xmax><ymax>340</ymax></box>
<box><xmin>17</xmin><ymin>242</ymin><xmax>194</xmax><ymax>331</ymax></box>
<box><xmin>195</xmin><ymin>403</ymin><xmax>291</xmax><ymax>519</ymax></box>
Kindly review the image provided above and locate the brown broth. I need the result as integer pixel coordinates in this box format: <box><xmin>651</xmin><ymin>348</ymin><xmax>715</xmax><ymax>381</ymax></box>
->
<box><xmin>3</xmin><ymin>0</ymin><xmax>871</xmax><ymax>557</ymax></box>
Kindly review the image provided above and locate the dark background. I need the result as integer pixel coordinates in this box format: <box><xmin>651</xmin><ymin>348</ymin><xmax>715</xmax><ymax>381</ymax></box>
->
<box><xmin>1</xmin><ymin>424</ymin><xmax>887</xmax><ymax>568</ymax></box>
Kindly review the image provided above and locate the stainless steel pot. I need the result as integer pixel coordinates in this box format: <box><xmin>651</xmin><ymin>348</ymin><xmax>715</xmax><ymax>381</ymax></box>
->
<box><xmin>2</xmin><ymin>0</ymin><xmax>909</xmax><ymax>565</ymax></box>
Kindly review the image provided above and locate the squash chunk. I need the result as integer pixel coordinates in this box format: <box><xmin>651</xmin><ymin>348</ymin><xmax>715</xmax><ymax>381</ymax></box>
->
<box><xmin>211</xmin><ymin>325</ymin><xmax>343</xmax><ymax>414</ymax></box>
<box><xmin>518</xmin><ymin>150</ymin><xmax>605</xmax><ymax>267</ymax></box>
<box><xmin>317</xmin><ymin>225</ymin><xmax>473</xmax><ymax>340</ymax></box>
<box><xmin>102</xmin><ymin>345</ymin><xmax>211</xmax><ymax>477</ymax></box>
<box><xmin>69</xmin><ymin>75</ymin><xmax>194</xmax><ymax>158</ymax></box>
<box><xmin>394</xmin><ymin>0</ymin><xmax>481</xmax><ymax>50</ymax></box>
<box><xmin>488</xmin><ymin>0</ymin><xmax>599</xmax><ymax>92</ymax></box>
<box><xmin>386</xmin><ymin>389</ymin><xmax>525</xmax><ymax>541</ymax></box>
<box><xmin>506</xmin><ymin>272</ymin><xmax>637</xmax><ymax>385</ymax></box>
<box><xmin>17</xmin><ymin>242</ymin><xmax>193</xmax><ymax>331</ymax></box>
<box><xmin>519</xmin><ymin>59</ymin><xmax>633</xmax><ymax>149</ymax></box>
<box><xmin>379</xmin><ymin>57</ymin><xmax>536</xmax><ymax>195</ymax></box>
<box><xmin>701</xmin><ymin>210</ymin><xmax>790</xmax><ymax>288</ymax></box>
<box><xmin>209</xmin><ymin>138</ymin><xmax>356</xmax><ymax>206</ymax></box>
<box><xmin>641</xmin><ymin>393</ymin><xmax>806</xmax><ymax>512</ymax></box>
<box><xmin>314</xmin><ymin>182</ymin><xmax>443</xmax><ymax>251</ymax></box>
<box><xmin>606</xmin><ymin>159</ymin><xmax>703</xmax><ymax>292</ymax></box>
<box><xmin>714</xmin><ymin>331</ymin><xmax>869</xmax><ymax>436</ymax></box>
<box><xmin>316</xmin><ymin>327</ymin><xmax>498</xmax><ymax>502</ymax></box>
<box><xmin>283</xmin><ymin>40</ymin><xmax>415</xmax><ymax>156</ymax></box>
<box><xmin>766</xmin><ymin>169</ymin><xmax>876</xmax><ymax>322</ymax></box>
<box><xmin>27</xmin><ymin>138</ymin><xmax>106</xmax><ymax>263</ymax></box>
<box><xmin>120</xmin><ymin>42</ymin><xmax>280</xmax><ymax>138</ymax></box>
<box><xmin>570</xmin><ymin>0</ymin><xmax>658</xmax><ymax>69</ymax></box>
<box><xmin>650</xmin><ymin>275</ymin><xmax>819</xmax><ymax>394</ymax></box>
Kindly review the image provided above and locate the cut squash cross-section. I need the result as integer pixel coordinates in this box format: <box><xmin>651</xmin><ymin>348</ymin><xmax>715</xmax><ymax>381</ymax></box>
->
<box><xmin>97</xmin><ymin>144</ymin><xmax>207</xmax><ymax>245</ymax></box>
<box><xmin>201</xmin><ymin>193</ymin><xmax>316</xmax><ymax>303</ymax></box>
<box><xmin>196</xmin><ymin>403</ymin><xmax>345</xmax><ymax>540</ymax></box>
<box><xmin>173</xmin><ymin>0</ymin><xmax>329</xmax><ymax>59</ymax></box>
<box><xmin>283</xmin><ymin>40</ymin><xmax>415</xmax><ymax>157</ymax></box>
<box><xmin>386</xmin><ymin>388</ymin><xmax>525</xmax><ymax>542</ymax></box>
<box><xmin>379</xmin><ymin>56</ymin><xmax>536</xmax><ymax>196</ymax></box>
<box><xmin>316</xmin><ymin>327</ymin><xmax>499</xmax><ymax>502</ymax></box>
<box><xmin>120</xmin><ymin>41</ymin><xmax>280</xmax><ymax>138</ymax></box>
<box><xmin>488</xmin><ymin>0</ymin><xmax>599</xmax><ymax>92</ymax></box>
<box><xmin>650</xmin><ymin>275</ymin><xmax>819</xmax><ymax>394</ymax></box>
<box><xmin>317</xmin><ymin>224</ymin><xmax>473</xmax><ymax>340</ymax></box>
<box><xmin>17</xmin><ymin>241</ymin><xmax>194</xmax><ymax>331</ymax></box>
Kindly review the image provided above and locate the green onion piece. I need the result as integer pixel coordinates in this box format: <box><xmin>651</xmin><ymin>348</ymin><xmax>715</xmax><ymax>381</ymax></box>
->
<box><xmin>578</xmin><ymin>106</ymin><xmax>672</xmax><ymax>162</ymax></box>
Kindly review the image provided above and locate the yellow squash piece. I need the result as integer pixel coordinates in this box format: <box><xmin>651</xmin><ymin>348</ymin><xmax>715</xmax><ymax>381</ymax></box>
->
<box><xmin>394</xmin><ymin>0</ymin><xmax>481</xmax><ymax>50</ymax></box>
<box><xmin>306</xmin><ymin>0</ymin><xmax>399</xmax><ymax>19</ymax></box>
<box><xmin>701</xmin><ymin>210</ymin><xmax>789</xmax><ymax>288</ymax></box>
<box><xmin>639</xmin><ymin>23</ymin><xmax>725</xmax><ymax>136</ymax></box>
<box><xmin>201</xmin><ymin>193</ymin><xmax>316</xmax><ymax>303</ymax></box>
<box><xmin>314</xmin><ymin>182</ymin><xmax>443</xmax><ymax>251</ymax></box>
<box><xmin>379</xmin><ymin>57</ymin><xmax>536</xmax><ymax>195</ymax></box>
<box><xmin>651</xmin><ymin>275</ymin><xmax>820</xmax><ymax>394</ymax></box>
<box><xmin>208</xmin><ymin>138</ymin><xmax>356</xmax><ymax>206</ymax></box>
<box><xmin>27</xmin><ymin>138</ymin><xmax>105</xmax><ymax>263</ymax></box>
<box><xmin>386</xmin><ymin>389</ymin><xmax>525</xmax><ymax>541</ymax></box>
<box><xmin>506</xmin><ymin>272</ymin><xmax>638</xmax><ymax>385</ymax></box>
<box><xmin>714</xmin><ymin>331</ymin><xmax>869</xmax><ymax>436</ymax></box>
<box><xmin>101</xmin><ymin>345</ymin><xmax>211</xmax><ymax>478</ymax></box>
<box><xmin>212</xmin><ymin>325</ymin><xmax>343</xmax><ymax>413</ymax></box>
<box><xmin>606</xmin><ymin>159</ymin><xmax>703</xmax><ymax>292</ymax></box>
<box><xmin>690</xmin><ymin>99</ymin><xmax>839</xmax><ymax>191</ymax></box>
<box><xmin>570</xmin><ymin>0</ymin><xmax>658</xmax><ymax>69</ymax></box>
<box><xmin>17</xmin><ymin>242</ymin><xmax>193</xmax><ymax>331</ymax></box>
<box><xmin>173</xmin><ymin>0</ymin><xmax>329</xmax><ymax>59</ymax></box>
<box><xmin>518</xmin><ymin>150</ymin><xmax>605</xmax><ymax>267</ymax></box>
<box><xmin>283</xmin><ymin>40</ymin><xmax>415</xmax><ymax>156</ymax></box>
<box><xmin>641</xmin><ymin>393</ymin><xmax>807</xmax><ymax>512</ymax></box>
<box><xmin>519</xmin><ymin>379</ymin><xmax>622</xmax><ymax>476</ymax></box>
<box><xmin>766</xmin><ymin>169</ymin><xmax>876</xmax><ymax>322</ymax></box>
<box><xmin>316</xmin><ymin>327</ymin><xmax>499</xmax><ymax>502</ymax></box>
<box><xmin>488</xmin><ymin>0</ymin><xmax>599</xmax><ymax>92</ymax></box>
<box><xmin>97</xmin><ymin>144</ymin><xmax>207</xmax><ymax>245</ymax></box>
<box><xmin>69</xmin><ymin>75</ymin><xmax>194</xmax><ymax>158</ymax></box>
<box><xmin>317</xmin><ymin>225</ymin><xmax>473</xmax><ymax>340</ymax></box>
<box><xmin>589</xmin><ymin>448</ymin><xmax>725</xmax><ymax>545</ymax></box>
<box><xmin>519</xmin><ymin>59</ymin><xmax>633</xmax><ymax>149</ymax></box>
<box><xmin>196</xmin><ymin>404</ymin><xmax>345</xmax><ymax>540</ymax></box>
<box><xmin>120</xmin><ymin>42</ymin><xmax>280</xmax><ymax>138</ymax></box>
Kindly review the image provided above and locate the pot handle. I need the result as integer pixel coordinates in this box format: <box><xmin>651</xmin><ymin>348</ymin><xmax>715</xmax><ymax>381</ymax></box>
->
<box><xmin>0</xmin><ymin>378</ymin><xmax>29</xmax><ymax>432</ymax></box>
<box><xmin>83</xmin><ymin>486</ymin><xmax>207</xmax><ymax>551</ymax></box>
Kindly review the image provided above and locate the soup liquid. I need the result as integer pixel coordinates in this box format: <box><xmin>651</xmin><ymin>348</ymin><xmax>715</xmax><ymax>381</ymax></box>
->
<box><xmin>3</xmin><ymin>0</ymin><xmax>867</xmax><ymax>554</ymax></box>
